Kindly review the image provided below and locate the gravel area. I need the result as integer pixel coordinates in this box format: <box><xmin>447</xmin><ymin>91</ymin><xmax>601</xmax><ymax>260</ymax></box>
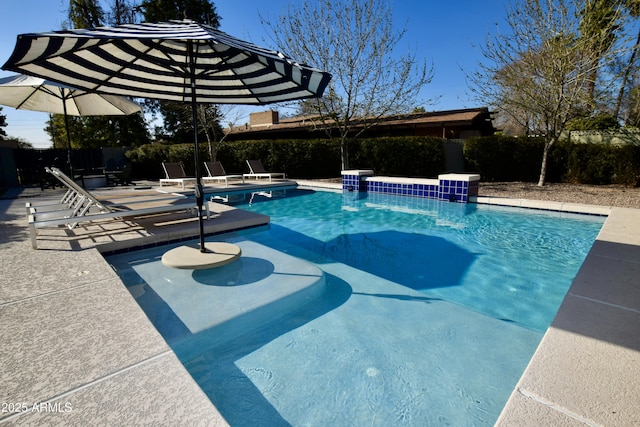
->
<box><xmin>479</xmin><ymin>182</ymin><xmax>640</xmax><ymax>209</ymax></box>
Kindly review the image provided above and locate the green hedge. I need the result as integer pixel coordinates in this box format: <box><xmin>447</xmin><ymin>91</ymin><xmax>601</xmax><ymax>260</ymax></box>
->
<box><xmin>126</xmin><ymin>136</ymin><xmax>446</xmax><ymax>180</ymax></box>
<box><xmin>464</xmin><ymin>135</ymin><xmax>640</xmax><ymax>186</ymax></box>
<box><xmin>126</xmin><ymin>143</ymin><xmax>201</xmax><ymax>179</ymax></box>
<box><xmin>561</xmin><ymin>142</ymin><xmax>640</xmax><ymax>185</ymax></box>
<box><xmin>126</xmin><ymin>134</ymin><xmax>640</xmax><ymax>185</ymax></box>
<box><xmin>463</xmin><ymin>135</ymin><xmax>546</xmax><ymax>182</ymax></box>
<box><xmin>350</xmin><ymin>136</ymin><xmax>446</xmax><ymax>177</ymax></box>
<box><xmin>215</xmin><ymin>138</ymin><xmax>342</xmax><ymax>178</ymax></box>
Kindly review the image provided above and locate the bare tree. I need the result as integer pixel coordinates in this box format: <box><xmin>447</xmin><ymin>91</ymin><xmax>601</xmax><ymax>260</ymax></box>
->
<box><xmin>471</xmin><ymin>0</ymin><xmax>619</xmax><ymax>186</ymax></box>
<box><xmin>262</xmin><ymin>0</ymin><xmax>434</xmax><ymax>170</ymax></box>
<box><xmin>614</xmin><ymin>0</ymin><xmax>640</xmax><ymax>121</ymax></box>
<box><xmin>171</xmin><ymin>103</ymin><xmax>242</xmax><ymax>161</ymax></box>
<box><xmin>195</xmin><ymin>104</ymin><xmax>242</xmax><ymax>161</ymax></box>
<box><xmin>106</xmin><ymin>0</ymin><xmax>138</xmax><ymax>25</ymax></box>
<box><xmin>579</xmin><ymin>0</ymin><xmax>622</xmax><ymax>111</ymax></box>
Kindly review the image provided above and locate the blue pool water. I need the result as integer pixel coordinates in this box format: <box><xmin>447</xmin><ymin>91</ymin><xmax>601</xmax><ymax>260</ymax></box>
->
<box><xmin>108</xmin><ymin>188</ymin><xmax>605</xmax><ymax>426</ymax></box>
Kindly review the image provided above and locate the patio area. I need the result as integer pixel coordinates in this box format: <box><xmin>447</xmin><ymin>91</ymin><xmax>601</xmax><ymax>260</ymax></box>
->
<box><xmin>0</xmin><ymin>180</ymin><xmax>638</xmax><ymax>425</ymax></box>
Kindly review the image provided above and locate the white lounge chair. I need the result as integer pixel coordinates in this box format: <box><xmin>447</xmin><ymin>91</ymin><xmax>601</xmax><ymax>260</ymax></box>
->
<box><xmin>160</xmin><ymin>162</ymin><xmax>197</xmax><ymax>190</ymax></box>
<box><xmin>26</xmin><ymin>167</ymin><xmax>111</xmax><ymax>219</ymax></box>
<box><xmin>28</xmin><ymin>167</ymin><xmax>208</xmax><ymax>249</ymax></box>
<box><xmin>202</xmin><ymin>161</ymin><xmax>244</xmax><ymax>187</ymax></box>
<box><xmin>30</xmin><ymin>167</ymin><xmax>163</xmax><ymax>218</ymax></box>
<box><xmin>243</xmin><ymin>159</ymin><xmax>286</xmax><ymax>182</ymax></box>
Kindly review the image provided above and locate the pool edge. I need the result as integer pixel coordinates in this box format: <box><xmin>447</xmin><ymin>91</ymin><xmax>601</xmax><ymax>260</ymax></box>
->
<box><xmin>495</xmin><ymin>206</ymin><xmax>640</xmax><ymax>426</ymax></box>
<box><xmin>303</xmin><ymin>182</ymin><xmax>640</xmax><ymax>426</ymax></box>
<box><xmin>3</xmin><ymin>181</ymin><xmax>638</xmax><ymax>425</ymax></box>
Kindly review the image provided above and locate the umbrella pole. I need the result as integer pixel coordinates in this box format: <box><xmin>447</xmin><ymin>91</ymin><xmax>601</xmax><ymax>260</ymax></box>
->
<box><xmin>189</xmin><ymin>41</ymin><xmax>206</xmax><ymax>253</ymax></box>
<box><xmin>62</xmin><ymin>102</ymin><xmax>74</xmax><ymax>180</ymax></box>
<box><xmin>193</xmin><ymin>98</ymin><xmax>206</xmax><ymax>253</ymax></box>
<box><xmin>162</xmin><ymin>47</ymin><xmax>242</xmax><ymax>268</ymax></box>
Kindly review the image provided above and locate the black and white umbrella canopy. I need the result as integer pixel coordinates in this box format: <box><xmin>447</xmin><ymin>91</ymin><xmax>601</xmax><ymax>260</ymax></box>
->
<box><xmin>2</xmin><ymin>20</ymin><xmax>331</xmax><ymax>256</ymax></box>
<box><xmin>2</xmin><ymin>20</ymin><xmax>331</xmax><ymax>104</ymax></box>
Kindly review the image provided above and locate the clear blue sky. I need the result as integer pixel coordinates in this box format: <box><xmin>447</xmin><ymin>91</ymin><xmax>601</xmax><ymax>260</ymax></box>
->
<box><xmin>0</xmin><ymin>0</ymin><xmax>504</xmax><ymax>148</ymax></box>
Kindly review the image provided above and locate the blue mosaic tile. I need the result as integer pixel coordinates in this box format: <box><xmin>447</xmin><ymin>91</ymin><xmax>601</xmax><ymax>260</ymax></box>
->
<box><xmin>357</xmin><ymin>176</ymin><xmax>477</xmax><ymax>203</ymax></box>
<box><xmin>342</xmin><ymin>174</ymin><xmax>372</xmax><ymax>192</ymax></box>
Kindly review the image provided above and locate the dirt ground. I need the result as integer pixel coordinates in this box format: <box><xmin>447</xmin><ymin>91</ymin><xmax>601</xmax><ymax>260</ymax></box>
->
<box><xmin>479</xmin><ymin>181</ymin><xmax>640</xmax><ymax>209</ymax></box>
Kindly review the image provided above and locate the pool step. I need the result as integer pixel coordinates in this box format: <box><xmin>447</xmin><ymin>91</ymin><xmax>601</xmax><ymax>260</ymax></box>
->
<box><xmin>131</xmin><ymin>240</ymin><xmax>326</xmax><ymax>357</ymax></box>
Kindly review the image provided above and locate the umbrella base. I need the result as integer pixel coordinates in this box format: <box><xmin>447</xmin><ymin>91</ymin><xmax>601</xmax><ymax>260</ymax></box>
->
<box><xmin>162</xmin><ymin>242</ymin><xmax>241</xmax><ymax>270</ymax></box>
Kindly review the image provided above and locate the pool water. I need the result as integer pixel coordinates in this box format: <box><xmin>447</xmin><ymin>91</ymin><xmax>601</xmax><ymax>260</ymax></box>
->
<box><xmin>108</xmin><ymin>188</ymin><xmax>604</xmax><ymax>426</ymax></box>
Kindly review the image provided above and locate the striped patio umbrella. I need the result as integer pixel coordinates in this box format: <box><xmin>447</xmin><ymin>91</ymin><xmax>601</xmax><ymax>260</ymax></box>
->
<box><xmin>0</xmin><ymin>73</ymin><xmax>141</xmax><ymax>178</ymax></box>
<box><xmin>3</xmin><ymin>20</ymin><xmax>331</xmax><ymax>253</ymax></box>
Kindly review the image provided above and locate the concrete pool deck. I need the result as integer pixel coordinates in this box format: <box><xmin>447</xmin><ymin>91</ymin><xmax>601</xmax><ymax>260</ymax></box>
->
<box><xmin>0</xmin><ymin>181</ymin><xmax>638</xmax><ymax>425</ymax></box>
<box><xmin>480</xmin><ymin>199</ymin><xmax>640</xmax><ymax>426</ymax></box>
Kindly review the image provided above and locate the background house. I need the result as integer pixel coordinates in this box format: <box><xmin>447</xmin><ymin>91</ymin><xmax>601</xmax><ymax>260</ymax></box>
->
<box><xmin>226</xmin><ymin>107</ymin><xmax>496</xmax><ymax>141</ymax></box>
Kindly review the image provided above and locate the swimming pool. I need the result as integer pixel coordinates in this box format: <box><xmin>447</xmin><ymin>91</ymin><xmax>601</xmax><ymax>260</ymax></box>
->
<box><xmin>108</xmin><ymin>188</ymin><xmax>604</xmax><ymax>426</ymax></box>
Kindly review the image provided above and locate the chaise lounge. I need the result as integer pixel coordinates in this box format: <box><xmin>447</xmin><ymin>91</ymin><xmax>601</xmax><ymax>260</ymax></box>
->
<box><xmin>243</xmin><ymin>159</ymin><xmax>286</xmax><ymax>182</ymax></box>
<box><xmin>202</xmin><ymin>161</ymin><xmax>244</xmax><ymax>187</ymax></box>
<box><xmin>26</xmin><ymin>167</ymin><xmax>111</xmax><ymax>218</ymax></box>
<box><xmin>27</xmin><ymin>167</ymin><xmax>208</xmax><ymax>249</ymax></box>
<box><xmin>160</xmin><ymin>162</ymin><xmax>197</xmax><ymax>190</ymax></box>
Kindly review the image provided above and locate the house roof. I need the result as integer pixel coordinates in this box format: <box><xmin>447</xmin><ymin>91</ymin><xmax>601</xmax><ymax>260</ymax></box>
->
<box><xmin>226</xmin><ymin>107</ymin><xmax>494</xmax><ymax>137</ymax></box>
<box><xmin>380</xmin><ymin>109</ymin><xmax>491</xmax><ymax>127</ymax></box>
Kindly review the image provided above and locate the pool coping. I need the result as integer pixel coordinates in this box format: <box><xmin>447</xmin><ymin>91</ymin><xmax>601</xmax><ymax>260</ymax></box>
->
<box><xmin>1</xmin><ymin>182</ymin><xmax>638</xmax><ymax>425</ymax></box>
<box><xmin>285</xmin><ymin>186</ymin><xmax>640</xmax><ymax>425</ymax></box>
<box><xmin>471</xmin><ymin>196</ymin><xmax>640</xmax><ymax>426</ymax></box>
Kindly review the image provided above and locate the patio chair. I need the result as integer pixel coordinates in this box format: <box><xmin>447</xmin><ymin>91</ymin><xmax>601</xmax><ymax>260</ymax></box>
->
<box><xmin>243</xmin><ymin>159</ymin><xmax>286</xmax><ymax>182</ymax></box>
<box><xmin>28</xmin><ymin>167</ymin><xmax>208</xmax><ymax>249</ymax></box>
<box><xmin>160</xmin><ymin>162</ymin><xmax>197</xmax><ymax>190</ymax></box>
<box><xmin>29</xmin><ymin>167</ymin><xmax>77</xmax><ymax>213</ymax></box>
<box><xmin>202</xmin><ymin>161</ymin><xmax>244</xmax><ymax>187</ymax></box>
<box><xmin>26</xmin><ymin>166</ymin><xmax>110</xmax><ymax>218</ymax></box>
<box><xmin>106</xmin><ymin>162</ymin><xmax>133</xmax><ymax>186</ymax></box>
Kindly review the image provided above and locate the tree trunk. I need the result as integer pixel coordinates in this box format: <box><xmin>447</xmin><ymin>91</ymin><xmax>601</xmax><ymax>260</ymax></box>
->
<box><xmin>586</xmin><ymin>66</ymin><xmax>597</xmax><ymax>114</ymax></box>
<box><xmin>208</xmin><ymin>141</ymin><xmax>216</xmax><ymax>162</ymax></box>
<box><xmin>537</xmin><ymin>138</ymin><xmax>555</xmax><ymax>187</ymax></box>
<box><xmin>340</xmin><ymin>136</ymin><xmax>349</xmax><ymax>170</ymax></box>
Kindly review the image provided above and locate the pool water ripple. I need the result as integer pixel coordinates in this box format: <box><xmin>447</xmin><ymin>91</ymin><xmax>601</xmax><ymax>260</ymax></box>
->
<box><xmin>242</xmin><ymin>191</ymin><xmax>603</xmax><ymax>332</ymax></box>
<box><xmin>109</xmin><ymin>189</ymin><xmax>604</xmax><ymax>426</ymax></box>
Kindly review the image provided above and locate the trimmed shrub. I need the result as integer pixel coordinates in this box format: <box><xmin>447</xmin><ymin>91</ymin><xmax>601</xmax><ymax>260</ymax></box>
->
<box><xmin>464</xmin><ymin>135</ymin><xmax>545</xmax><ymax>182</ymax></box>
<box><xmin>465</xmin><ymin>135</ymin><xmax>640</xmax><ymax>186</ymax></box>
<box><xmin>221</xmin><ymin>136</ymin><xmax>445</xmax><ymax>178</ymax></box>
<box><xmin>127</xmin><ymin>135</ymin><xmax>640</xmax><ymax>186</ymax></box>
<box><xmin>564</xmin><ymin>143</ymin><xmax>640</xmax><ymax>185</ymax></box>
<box><xmin>126</xmin><ymin>143</ymin><xmax>205</xmax><ymax>179</ymax></box>
<box><xmin>351</xmin><ymin>136</ymin><xmax>446</xmax><ymax>177</ymax></box>
<box><xmin>613</xmin><ymin>145</ymin><xmax>640</xmax><ymax>186</ymax></box>
<box><xmin>127</xmin><ymin>136</ymin><xmax>444</xmax><ymax>180</ymax></box>
<box><xmin>216</xmin><ymin>138</ymin><xmax>342</xmax><ymax>178</ymax></box>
